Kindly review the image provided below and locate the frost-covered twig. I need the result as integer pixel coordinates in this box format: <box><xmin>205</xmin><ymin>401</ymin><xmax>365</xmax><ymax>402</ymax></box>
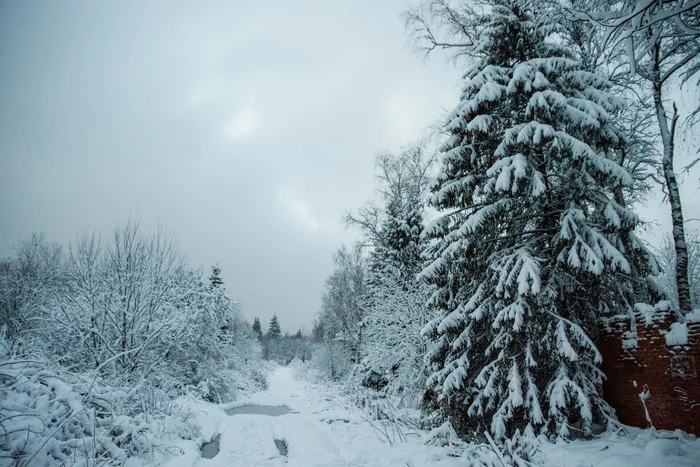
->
<box><xmin>484</xmin><ymin>431</ymin><xmax>508</xmax><ymax>467</ymax></box>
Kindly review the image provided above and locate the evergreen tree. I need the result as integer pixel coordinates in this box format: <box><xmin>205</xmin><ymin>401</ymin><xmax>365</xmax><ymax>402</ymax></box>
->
<box><xmin>266</xmin><ymin>314</ymin><xmax>281</xmax><ymax>340</ymax></box>
<box><xmin>252</xmin><ymin>317</ymin><xmax>263</xmax><ymax>341</ymax></box>
<box><xmin>369</xmin><ymin>199</ymin><xmax>424</xmax><ymax>282</ymax></box>
<box><xmin>419</xmin><ymin>0</ymin><xmax>654</xmax><ymax>440</ymax></box>
<box><xmin>209</xmin><ymin>265</ymin><xmax>224</xmax><ymax>289</ymax></box>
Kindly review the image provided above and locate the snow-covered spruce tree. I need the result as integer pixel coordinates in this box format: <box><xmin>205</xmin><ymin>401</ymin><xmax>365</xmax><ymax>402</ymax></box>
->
<box><xmin>267</xmin><ymin>314</ymin><xmax>281</xmax><ymax>339</ymax></box>
<box><xmin>551</xmin><ymin>3</ymin><xmax>665</xmax><ymax>318</ymax></box>
<box><xmin>209</xmin><ymin>265</ymin><xmax>225</xmax><ymax>288</ymax></box>
<box><xmin>369</xmin><ymin>200</ymin><xmax>425</xmax><ymax>283</ymax></box>
<box><xmin>419</xmin><ymin>0</ymin><xmax>654</xmax><ymax>440</ymax></box>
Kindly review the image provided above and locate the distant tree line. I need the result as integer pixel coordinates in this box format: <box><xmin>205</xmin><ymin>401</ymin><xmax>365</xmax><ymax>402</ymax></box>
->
<box><xmin>253</xmin><ymin>313</ymin><xmax>312</xmax><ymax>364</ymax></box>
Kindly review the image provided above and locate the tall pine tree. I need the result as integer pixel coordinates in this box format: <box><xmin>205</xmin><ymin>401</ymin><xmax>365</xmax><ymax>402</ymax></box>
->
<box><xmin>266</xmin><ymin>314</ymin><xmax>281</xmax><ymax>340</ymax></box>
<box><xmin>419</xmin><ymin>0</ymin><xmax>654</xmax><ymax>439</ymax></box>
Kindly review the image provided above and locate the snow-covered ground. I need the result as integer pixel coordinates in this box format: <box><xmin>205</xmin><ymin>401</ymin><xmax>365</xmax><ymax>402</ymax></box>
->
<box><xmin>164</xmin><ymin>366</ymin><xmax>700</xmax><ymax>467</ymax></box>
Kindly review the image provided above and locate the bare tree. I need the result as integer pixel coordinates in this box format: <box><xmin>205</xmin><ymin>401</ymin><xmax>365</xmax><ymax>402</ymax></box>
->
<box><xmin>403</xmin><ymin>0</ymin><xmax>477</xmax><ymax>60</ymax></box>
<box><xmin>576</xmin><ymin>0</ymin><xmax>700</xmax><ymax>315</ymax></box>
<box><xmin>656</xmin><ymin>230</ymin><xmax>700</xmax><ymax>309</ymax></box>
<box><xmin>36</xmin><ymin>219</ymin><xmax>192</xmax><ymax>376</ymax></box>
<box><xmin>320</xmin><ymin>244</ymin><xmax>367</xmax><ymax>362</ymax></box>
<box><xmin>346</xmin><ymin>140</ymin><xmax>437</xmax><ymax>246</ymax></box>
<box><xmin>0</xmin><ymin>233</ymin><xmax>63</xmax><ymax>338</ymax></box>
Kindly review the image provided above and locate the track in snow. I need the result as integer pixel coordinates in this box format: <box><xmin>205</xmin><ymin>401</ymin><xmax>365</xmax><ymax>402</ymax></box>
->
<box><xmin>189</xmin><ymin>367</ymin><xmax>351</xmax><ymax>466</ymax></box>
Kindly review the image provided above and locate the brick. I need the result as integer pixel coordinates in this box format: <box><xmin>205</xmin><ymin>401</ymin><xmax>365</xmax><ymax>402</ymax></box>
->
<box><xmin>599</xmin><ymin>311</ymin><xmax>699</xmax><ymax>434</ymax></box>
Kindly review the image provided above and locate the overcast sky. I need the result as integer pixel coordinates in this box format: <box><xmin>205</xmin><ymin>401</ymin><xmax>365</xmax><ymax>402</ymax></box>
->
<box><xmin>0</xmin><ymin>0</ymin><xmax>461</xmax><ymax>333</ymax></box>
<box><xmin>1</xmin><ymin>1</ymin><xmax>698</xmax><ymax>333</ymax></box>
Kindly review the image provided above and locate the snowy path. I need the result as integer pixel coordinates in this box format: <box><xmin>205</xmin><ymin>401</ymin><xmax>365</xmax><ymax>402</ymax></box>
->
<box><xmin>197</xmin><ymin>367</ymin><xmax>349</xmax><ymax>466</ymax></box>
<box><xmin>164</xmin><ymin>367</ymin><xmax>700</xmax><ymax>467</ymax></box>
<box><xmin>165</xmin><ymin>367</ymin><xmax>463</xmax><ymax>467</ymax></box>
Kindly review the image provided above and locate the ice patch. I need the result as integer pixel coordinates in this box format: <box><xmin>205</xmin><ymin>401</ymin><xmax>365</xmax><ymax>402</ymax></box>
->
<box><xmin>225</xmin><ymin>404</ymin><xmax>295</xmax><ymax>416</ymax></box>
<box><xmin>200</xmin><ymin>434</ymin><xmax>221</xmax><ymax>459</ymax></box>
<box><xmin>274</xmin><ymin>439</ymin><xmax>288</xmax><ymax>456</ymax></box>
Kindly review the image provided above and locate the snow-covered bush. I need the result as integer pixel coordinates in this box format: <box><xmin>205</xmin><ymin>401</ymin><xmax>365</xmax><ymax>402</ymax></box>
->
<box><xmin>0</xmin><ymin>330</ymin><xmax>198</xmax><ymax>466</ymax></box>
<box><xmin>0</xmin><ymin>221</ymin><xmax>265</xmax><ymax>405</ymax></box>
<box><xmin>259</xmin><ymin>319</ymin><xmax>313</xmax><ymax>365</ymax></box>
<box><xmin>309</xmin><ymin>340</ymin><xmax>352</xmax><ymax>382</ymax></box>
<box><xmin>154</xmin><ymin>273</ymin><xmax>265</xmax><ymax>402</ymax></box>
<box><xmin>288</xmin><ymin>357</ymin><xmax>307</xmax><ymax>379</ymax></box>
<box><xmin>424</xmin><ymin>421</ymin><xmax>537</xmax><ymax>467</ymax></box>
<box><xmin>0</xmin><ymin>221</ymin><xmax>267</xmax><ymax>463</ymax></box>
<box><xmin>0</xmin><ymin>234</ymin><xmax>64</xmax><ymax>340</ymax></box>
<box><xmin>358</xmin><ymin>264</ymin><xmax>431</xmax><ymax>408</ymax></box>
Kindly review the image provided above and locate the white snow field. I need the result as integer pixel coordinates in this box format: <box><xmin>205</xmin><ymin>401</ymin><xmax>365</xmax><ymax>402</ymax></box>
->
<box><xmin>164</xmin><ymin>366</ymin><xmax>700</xmax><ymax>467</ymax></box>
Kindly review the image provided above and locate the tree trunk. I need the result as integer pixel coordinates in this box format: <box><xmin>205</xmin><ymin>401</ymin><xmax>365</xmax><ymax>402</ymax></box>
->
<box><xmin>652</xmin><ymin>45</ymin><xmax>692</xmax><ymax>315</ymax></box>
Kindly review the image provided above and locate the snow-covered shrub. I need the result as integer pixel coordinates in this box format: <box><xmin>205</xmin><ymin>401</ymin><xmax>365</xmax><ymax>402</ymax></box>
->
<box><xmin>157</xmin><ymin>280</ymin><xmax>265</xmax><ymax>403</ymax></box>
<box><xmin>1</xmin><ymin>222</ymin><xmax>265</xmax><ymax>405</ymax></box>
<box><xmin>288</xmin><ymin>357</ymin><xmax>310</xmax><ymax>381</ymax></box>
<box><xmin>191</xmin><ymin>360</ymin><xmax>267</xmax><ymax>404</ymax></box>
<box><xmin>358</xmin><ymin>264</ymin><xmax>431</xmax><ymax>408</ymax></box>
<box><xmin>0</xmin><ymin>234</ymin><xmax>64</xmax><ymax>340</ymax></box>
<box><xmin>0</xmin><ymin>330</ymin><xmax>198</xmax><ymax>466</ymax></box>
<box><xmin>423</xmin><ymin>421</ymin><xmax>536</xmax><ymax>466</ymax></box>
<box><xmin>0</xmin><ymin>221</ymin><xmax>267</xmax><ymax>463</ymax></box>
<box><xmin>309</xmin><ymin>340</ymin><xmax>352</xmax><ymax>382</ymax></box>
<box><xmin>262</xmin><ymin>331</ymin><xmax>313</xmax><ymax>365</ymax></box>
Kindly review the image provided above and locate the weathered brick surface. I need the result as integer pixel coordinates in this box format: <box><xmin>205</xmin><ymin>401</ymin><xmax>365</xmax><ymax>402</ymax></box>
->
<box><xmin>599</xmin><ymin>312</ymin><xmax>700</xmax><ymax>434</ymax></box>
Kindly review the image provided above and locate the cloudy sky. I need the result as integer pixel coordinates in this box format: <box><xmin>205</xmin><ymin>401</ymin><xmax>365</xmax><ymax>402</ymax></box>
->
<box><xmin>0</xmin><ymin>0</ymin><xmax>461</xmax><ymax>332</ymax></box>
<box><xmin>1</xmin><ymin>1</ymin><xmax>698</xmax><ymax>333</ymax></box>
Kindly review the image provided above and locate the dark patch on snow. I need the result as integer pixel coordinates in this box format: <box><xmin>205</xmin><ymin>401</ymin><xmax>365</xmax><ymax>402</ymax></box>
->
<box><xmin>200</xmin><ymin>434</ymin><xmax>221</xmax><ymax>459</ymax></box>
<box><xmin>325</xmin><ymin>418</ymin><xmax>350</xmax><ymax>424</ymax></box>
<box><xmin>225</xmin><ymin>404</ymin><xmax>295</xmax><ymax>416</ymax></box>
<box><xmin>274</xmin><ymin>438</ymin><xmax>288</xmax><ymax>456</ymax></box>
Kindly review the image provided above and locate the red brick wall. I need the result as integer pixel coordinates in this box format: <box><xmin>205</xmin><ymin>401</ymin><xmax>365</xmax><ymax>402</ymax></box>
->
<box><xmin>599</xmin><ymin>311</ymin><xmax>700</xmax><ymax>434</ymax></box>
